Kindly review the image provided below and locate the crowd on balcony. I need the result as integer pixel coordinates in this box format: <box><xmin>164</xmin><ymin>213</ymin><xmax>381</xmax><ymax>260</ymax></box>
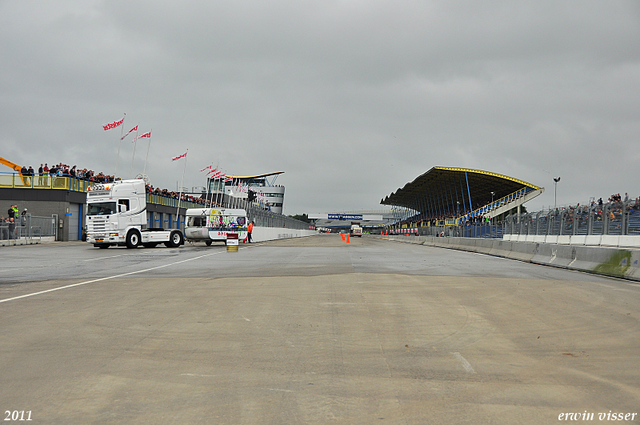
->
<box><xmin>144</xmin><ymin>184</ymin><xmax>217</xmax><ymax>206</ymax></box>
<box><xmin>18</xmin><ymin>163</ymin><xmax>116</xmax><ymax>183</ymax></box>
<box><xmin>13</xmin><ymin>162</ymin><xmax>264</xmax><ymax>210</ymax></box>
<box><xmin>14</xmin><ymin>162</ymin><xmax>215</xmax><ymax>205</ymax></box>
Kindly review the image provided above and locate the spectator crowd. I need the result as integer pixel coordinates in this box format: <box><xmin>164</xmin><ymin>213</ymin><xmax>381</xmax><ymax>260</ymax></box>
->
<box><xmin>15</xmin><ymin>162</ymin><xmax>215</xmax><ymax>206</ymax></box>
<box><xmin>19</xmin><ymin>163</ymin><xmax>116</xmax><ymax>183</ymax></box>
<box><xmin>1</xmin><ymin>204</ymin><xmax>28</xmax><ymax>240</ymax></box>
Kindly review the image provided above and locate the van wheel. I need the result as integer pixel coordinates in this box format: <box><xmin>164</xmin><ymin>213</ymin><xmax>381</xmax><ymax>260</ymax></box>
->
<box><xmin>126</xmin><ymin>230</ymin><xmax>141</xmax><ymax>249</ymax></box>
<box><xmin>165</xmin><ymin>230</ymin><xmax>184</xmax><ymax>248</ymax></box>
<box><xmin>205</xmin><ymin>240</ymin><xmax>212</xmax><ymax>246</ymax></box>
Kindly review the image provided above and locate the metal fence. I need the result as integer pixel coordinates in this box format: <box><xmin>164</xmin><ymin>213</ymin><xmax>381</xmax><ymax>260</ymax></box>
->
<box><xmin>387</xmin><ymin>197</ymin><xmax>640</xmax><ymax>241</ymax></box>
<box><xmin>0</xmin><ymin>214</ymin><xmax>57</xmax><ymax>241</ymax></box>
<box><xmin>503</xmin><ymin>200</ymin><xmax>640</xmax><ymax>237</ymax></box>
<box><xmin>198</xmin><ymin>193</ymin><xmax>313</xmax><ymax>230</ymax></box>
<box><xmin>389</xmin><ymin>223</ymin><xmax>503</xmax><ymax>238</ymax></box>
<box><xmin>248</xmin><ymin>206</ymin><xmax>312</xmax><ymax>230</ymax></box>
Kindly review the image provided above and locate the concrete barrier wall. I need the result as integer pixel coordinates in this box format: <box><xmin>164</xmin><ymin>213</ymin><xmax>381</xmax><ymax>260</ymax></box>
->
<box><xmin>253</xmin><ymin>227</ymin><xmax>316</xmax><ymax>243</ymax></box>
<box><xmin>0</xmin><ymin>236</ymin><xmax>54</xmax><ymax>246</ymax></box>
<box><xmin>502</xmin><ymin>233</ymin><xmax>640</xmax><ymax>248</ymax></box>
<box><xmin>377</xmin><ymin>235</ymin><xmax>640</xmax><ymax>282</ymax></box>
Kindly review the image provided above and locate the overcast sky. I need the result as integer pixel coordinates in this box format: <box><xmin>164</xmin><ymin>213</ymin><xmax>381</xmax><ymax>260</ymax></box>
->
<box><xmin>1</xmin><ymin>1</ymin><xmax>639</xmax><ymax>215</ymax></box>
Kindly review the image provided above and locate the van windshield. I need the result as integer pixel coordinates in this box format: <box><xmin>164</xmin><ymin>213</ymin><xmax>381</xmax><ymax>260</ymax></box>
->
<box><xmin>87</xmin><ymin>202</ymin><xmax>117</xmax><ymax>215</ymax></box>
<box><xmin>187</xmin><ymin>216</ymin><xmax>207</xmax><ymax>227</ymax></box>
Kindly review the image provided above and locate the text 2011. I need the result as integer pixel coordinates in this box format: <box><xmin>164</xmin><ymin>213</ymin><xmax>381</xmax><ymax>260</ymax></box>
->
<box><xmin>4</xmin><ymin>411</ymin><xmax>32</xmax><ymax>421</ymax></box>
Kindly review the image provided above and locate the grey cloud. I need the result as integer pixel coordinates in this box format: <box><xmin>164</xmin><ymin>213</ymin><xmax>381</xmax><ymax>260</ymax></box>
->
<box><xmin>1</xmin><ymin>1</ymin><xmax>639</xmax><ymax>213</ymax></box>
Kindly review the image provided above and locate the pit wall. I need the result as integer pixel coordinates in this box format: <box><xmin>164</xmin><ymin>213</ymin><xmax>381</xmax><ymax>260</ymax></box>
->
<box><xmin>252</xmin><ymin>226</ymin><xmax>317</xmax><ymax>243</ymax></box>
<box><xmin>375</xmin><ymin>235</ymin><xmax>640</xmax><ymax>282</ymax></box>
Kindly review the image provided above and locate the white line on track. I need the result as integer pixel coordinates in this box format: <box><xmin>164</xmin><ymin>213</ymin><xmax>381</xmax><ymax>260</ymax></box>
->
<box><xmin>181</xmin><ymin>373</ymin><xmax>217</xmax><ymax>378</ymax></box>
<box><xmin>0</xmin><ymin>249</ymin><xmax>229</xmax><ymax>304</ymax></box>
<box><xmin>82</xmin><ymin>254</ymin><xmax>127</xmax><ymax>261</ymax></box>
<box><xmin>451</xmin><ymin>352</ymin><xmax>476</xmax><ymax>374</ymax></box>
<box><xmin>264</xmin><ymin>388</ymin><xmax>293</xmax><ymax>393</ymax></box>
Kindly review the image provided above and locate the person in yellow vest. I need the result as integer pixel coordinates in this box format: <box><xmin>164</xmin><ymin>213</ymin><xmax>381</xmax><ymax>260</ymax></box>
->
<box><xmin>247</xmin><ymin>220</ymin><xmax>254</xmax><ymax>243</ymax></box>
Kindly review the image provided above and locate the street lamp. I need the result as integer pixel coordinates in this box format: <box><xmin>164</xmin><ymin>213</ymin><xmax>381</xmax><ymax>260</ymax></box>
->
<box><xmin>553</xmin><ymin>177</ymin><xmax>561</xmax><ymax>210</ymax></box>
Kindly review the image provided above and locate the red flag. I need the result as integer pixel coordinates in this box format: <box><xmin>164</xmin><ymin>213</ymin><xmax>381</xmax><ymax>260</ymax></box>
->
<box><xmin>207</xmin><ymin>168</ymin><xmax>218</xmax><ymax>175</ymax></box>
<box><xmin>224</xmin><ymin>176</ymin><xmax>233</xmax><ymax>182</ymax></box>
<box><xmin>200</xmin><ymin>165</ymin><xmax>213</xmax><ymax>172</ymax></box>
<box><xmin>172</xmin><ymin>152</ymin><xmax>187</xmax><ymax>161</ymax></box>
<box><xmin>102</xmin><ymin>116</ymin><xmax>124</xmax><ymax>131</ymax></box>
<box><xmin>121</xmin><ymin>125</ymin><xmax>138</xmax><ymax>140</ymax></box>
<box><xmin>133</xmin><ymin>131</ymin><xmax>151</xmax><ymax>142</ymax></box>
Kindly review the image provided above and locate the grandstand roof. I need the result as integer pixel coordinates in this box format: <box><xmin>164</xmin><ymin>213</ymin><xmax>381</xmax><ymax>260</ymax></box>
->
<box><xmin>227</xmin><ymin>171</ymin><xmax>284</xmax><ymax>179</ymax></box>
<box><xmin>381</xmin><ymin>166</ymin><xmax>542</xmax><ymax>218</ymax></box>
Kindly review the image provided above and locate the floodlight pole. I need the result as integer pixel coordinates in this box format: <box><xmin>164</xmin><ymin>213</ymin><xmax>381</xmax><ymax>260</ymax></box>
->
<box><xmin>553</xmin><ymin>177</ymin><xmax>561</xmax><ymax>210</ymax></box>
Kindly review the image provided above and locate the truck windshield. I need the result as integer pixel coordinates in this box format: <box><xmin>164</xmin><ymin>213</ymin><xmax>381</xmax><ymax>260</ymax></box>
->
<box><xmin>87</xmin><ymin>202</ymin><xmax>117</xmax><ymax>215</ymax></box>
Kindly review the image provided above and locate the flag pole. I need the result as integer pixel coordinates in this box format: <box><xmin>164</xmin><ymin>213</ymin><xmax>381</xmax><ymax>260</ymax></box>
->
<box><xmin>204</xmin><ymin>164</ymin><xmax>212</xmax><ymax>207</ymax></box>
<box><xmin>176</xmin><ymin>149</ymin><xmax>188</xmax><ymax>228</ymax></box>
<box><xmin>214</xmin><ymin>175</ymin><xmax>220</xmax><ymax>208</ymax></box>
<box><xmin>129</xmin><ymin>123</ymin><xmax>139</xmax><ymax>179</ymax></box>
<box><xmin>143</xmin><ymin>128</ymin><xmax>151</xmax><ymax>176</ymax></box>
<box><xmin>230</xmin><ymin>178</ymin><xmax>236</xmax><ymax>209</ymax></box>
<box><xmin>114</xmin><ymin>113</ymin><xmax>126</xmax><ymax>179</ymax></box>
<box><xmin>233</xmin><ymin>179</ymin><xmax>239</xmax><ymax>209</ymax></box>
<box><xmin>204</xmin><ymin>169</ymin><xmax>210</xmax><ymax>207</ymax></box>
<box><xmin>206</xmin><ymin>171</ymin><xmax>212</xmax><ymax>207</ymax></box>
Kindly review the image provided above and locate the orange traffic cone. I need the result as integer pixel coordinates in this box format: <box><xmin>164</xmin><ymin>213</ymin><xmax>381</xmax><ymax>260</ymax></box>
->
<box><xmin>346</xmin><ymin>234</ymin><xmax>350</xmax><ymax>243</ymax></box>
<box><xmin>341</xmin><ymin>233</ymin><xmax>345</xmax><ymax>241</ymax></box>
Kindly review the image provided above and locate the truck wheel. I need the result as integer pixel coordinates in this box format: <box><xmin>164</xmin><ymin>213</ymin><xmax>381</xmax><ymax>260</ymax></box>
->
<box><xmin>165</xmin><ymin>230</ymin><xmax>183</xmax><ymax>248</ymax></box>
<box><xmin>126</xmin><ymin>230</ymin><xmax>141</xmax><ymax>249</ymax></box>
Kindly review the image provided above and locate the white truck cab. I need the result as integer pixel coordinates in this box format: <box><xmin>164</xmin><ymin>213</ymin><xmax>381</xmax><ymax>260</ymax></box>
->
<box><xmin>85</xmin><ymin>179</ymin><xmax>184</xmax><ymax>248</ymax></box>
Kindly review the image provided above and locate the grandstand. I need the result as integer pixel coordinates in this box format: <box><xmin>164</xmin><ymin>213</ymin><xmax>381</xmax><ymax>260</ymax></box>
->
<box><xmin>381</xmin><ymin>166</ymin><xmax>544</xmax><ymax>230</ymax></box>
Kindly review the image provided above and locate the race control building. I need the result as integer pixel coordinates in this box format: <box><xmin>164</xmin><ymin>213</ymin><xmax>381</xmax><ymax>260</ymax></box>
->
<box><xmin>208</xmin><ymin>171</ymin><xmax>286</xmax><ymax>214</ymax></box>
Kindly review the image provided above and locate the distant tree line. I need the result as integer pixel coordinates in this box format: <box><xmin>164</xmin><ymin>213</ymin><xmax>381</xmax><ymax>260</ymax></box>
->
<box><xmin>288</xmin><ymin>213</ymin><xmax>311</xmax><ymax>223</ymax></box>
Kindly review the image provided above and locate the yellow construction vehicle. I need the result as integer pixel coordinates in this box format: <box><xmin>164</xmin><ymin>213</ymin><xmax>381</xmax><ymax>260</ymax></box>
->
<box><xmin>0</xmin><ymin>156</ymin><xmax>29</xmax><ymax>185</ymax></box>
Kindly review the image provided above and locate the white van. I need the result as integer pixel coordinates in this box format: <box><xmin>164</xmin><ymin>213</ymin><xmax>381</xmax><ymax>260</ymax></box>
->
<box><xmin>184</xmin><ymin>208</ymin><xmax>248</xmax><ymax>245</ymax></box>
<box><xmin>350</xmin><ymin>224</ymin><xmax>363</xmax><ymax>237</ymax></box>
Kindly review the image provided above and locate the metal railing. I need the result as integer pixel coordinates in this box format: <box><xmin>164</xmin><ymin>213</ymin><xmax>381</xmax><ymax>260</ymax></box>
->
<box><xmin>387</xmin><ymin>197</ymin><xmax>640</xmax><ymax>242</ymax></box>
<box><xmin>0</xmin><ymin>173</ymin><xmax>92</xmax><ymax>192</ymax></box>
<box><xmin>0</xmin><ymin>214</ymin><xmax>56</xmax><ymax>241</ymax></box>
<box><xmin>248</xmin><ymin>205</ymin><xmax>312</xmax><ymax>230</ymax></box>
<box><xmin>205</xmin><ymin>193</ymin><xmax>312</xmax><ymax>230</ymax></box>
<box><xmin>1</xmin><ymin>172</ymin><xmax>206</xmax><ymax>209</ymax></box>
<box><xmin>503</xmin><ymin>200</ymin><xmax>640</xmax><ymax>237</ymax></box>
<box><xmin>146</xmin><ymin>193</ymin><xmax>206</xmax><ymax>210</ymax></box>
<box><xmin>389</xmin><ymin>223</ymin><xmax>503</xmax><ymax>238</ymax></box>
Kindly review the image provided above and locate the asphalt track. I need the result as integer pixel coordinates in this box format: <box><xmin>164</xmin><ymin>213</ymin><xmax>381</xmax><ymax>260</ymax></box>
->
<box><xmin>1</xmin><ymin>235</ymin><xmax>639</xmax><ymax>424</ymax></box>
